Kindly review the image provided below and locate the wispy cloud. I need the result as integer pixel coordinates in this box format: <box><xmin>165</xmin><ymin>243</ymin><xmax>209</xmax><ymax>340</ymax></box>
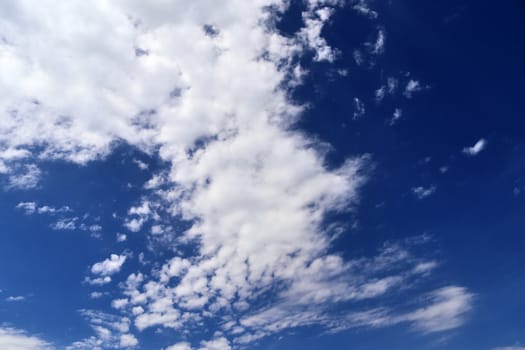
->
<box><xmin>7</xmin><ymin>164</ymin><xmax>41</xmax><ymax>190</ymax></box>
<box><xmin>6</xmin><ymin>295</ymin><xmax>26</xmax><ymax>302</ymax></box>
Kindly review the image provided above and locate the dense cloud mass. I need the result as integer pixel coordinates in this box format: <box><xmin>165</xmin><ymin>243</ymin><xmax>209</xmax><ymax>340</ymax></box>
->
<box><xmin>0</xmin><ymin>1</ymin><xmax>474</xmax><ymax>349</ymax></box>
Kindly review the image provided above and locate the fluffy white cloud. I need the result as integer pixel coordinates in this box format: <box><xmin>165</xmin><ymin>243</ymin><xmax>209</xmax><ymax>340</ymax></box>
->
<box><xmin>119</xmin><ymin>334</ymin><xmax>138</xmax><ymax>348</ymax></box>
<box><xmin>0</xmin><ymin>327</ymin><xmax>51</xmax><ymax>350</ymax></box>
<box><xmin>0</xmin><ymin>0</ymin><xmax>474</xmax><ymax>348</ymax></box>
<box><xmin>462</xmin><ymin>138</ymin><xmax>487</xmax><ymax>156</ymax></box>
<box><xmin>91</xmin><ymin>254</ymin><xmax>127</xmax><ymax>276</ymax></box>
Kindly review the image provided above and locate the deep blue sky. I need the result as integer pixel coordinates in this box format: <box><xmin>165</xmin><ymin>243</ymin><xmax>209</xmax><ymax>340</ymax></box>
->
<box><xmin>0</xmin><ymin>1</ymin><xmax>524</xmax><ymax>350</ymax></box>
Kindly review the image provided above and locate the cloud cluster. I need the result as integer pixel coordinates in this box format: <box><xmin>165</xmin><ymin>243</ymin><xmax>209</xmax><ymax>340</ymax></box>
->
<box><xmin>0</xmin><ymin>0</ymin><xmax>474</xmax><ymax>348</ymax></box>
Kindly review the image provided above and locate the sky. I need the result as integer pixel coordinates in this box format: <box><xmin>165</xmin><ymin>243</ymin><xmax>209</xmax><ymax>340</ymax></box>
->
<box><xmin>0</xmin><ymin>1</ymin><xmax>524</xmax><ymax>349</ymax></box>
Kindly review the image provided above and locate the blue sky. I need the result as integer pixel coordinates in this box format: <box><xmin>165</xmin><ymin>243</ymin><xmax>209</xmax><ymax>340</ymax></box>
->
<box><xmin>0</xmin><ymin>1</ymin><xmax>524</xmax><ymax>349</ymax></box>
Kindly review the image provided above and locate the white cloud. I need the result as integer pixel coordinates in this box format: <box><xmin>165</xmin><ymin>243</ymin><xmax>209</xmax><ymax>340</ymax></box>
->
<box><xmin>353</xmin><ymin>97</ymin><xmax>366</xmax><ymax>119</ymax></box>
<box><xmin>116</xmin><ymin>233</ymin><xmax>127</xmax><ymax>243</ymax></box>
<box><xmin>401</xmin><ymin>286</ymin><xmax>474</xmax><ymax>333</ymax></box>
<box><xmin>16</xmin><ymin>202</ymin><xmax>36</xmax><ymax>215</ymax></box>
<box><xmin>412</xmin><ymin>185</ymin><xmax>437</xmax><ymax>199</ymax></box>
<box><xmin>352</xmin><ymin>0</ymin><xmax>378</xmax><ymax>19</ymax></box>
<box><xmin>493</xmin><ymin>347</ymin><xmax>525</xmax><ymax>350</ymax></box>
<box><xmin>0</xmin><ymin>327</ymin><xmax>51</xmax><ymax>350</ymax></box>
<box><xmin>299</xmin><ymin>2</ymin><xmax>342</xmax><ymax>62</ymax></box>
<box><xmin>166</xmin><ymin>343</ymin><xmax>193</xmax><ymax>350</ymax></box>
<box><xmin>91</xmin><ymin>254</ymin><xmax>127</xmax><ymax>276</ymax></box>
<box><xmin>84</xmin><ymin>276</ymin><xmax>112</xmax><ymax>286</ymax></box>
<box><xmin>133</xmin><ymin>159</ymin><xmax>148</xmax><ymax>170</ymax></box>
<box><xmin>403</xmin><ymin>79</ymin><xmax>429</xmax><ymax>98</ymax></box>
<box><xmin>389</xmin><ymin>108</ymin><xmax>403</xmax><ymax>125</ymax></box>
<box><xmin>7</xmin><ymin>164</ymin><xmax>41</xmax><ymax>190</ymax></box>
<box><xmin>112</xmin><ymin>298</ymin><xmax>129</xmax><ymax>310</ymax></box>
<box><xmin>198</xmin><ymin>338</ymin><xmax>232</xmax><ymax>350</ymax></box>
<box><xmin>68</xmin><ymin>310</ymin><xmax>136</xmax><ymax>350</ymax></box>
<box><xmin>0</xmin><ymin>1</ymin><xmax>474</xmax><ymax>347</ymax></box>
<box><xmin>119</xmin><ymin>334</ymin><xmax>138</xmax><ymax>348</ymax></box>
<box><xmin>372</xmin><ymin>28</ymin><xmax>386</xmax><ymax>54</ymax></box>
<box><xmin>90</xmin><ymin>292</ymin><xmax>107</xmax><ymax>299</ymax></box>
<box><xmin>50</xmin><ymin>217</ymin><xmax>78</xmax><ymax>230</ymax></box>
<box><xmin>462</xmin><ymin>138</ymin><xmax>487</xmax><ymax>156</ymax></box>
<box><xmin>6</xmin><ymin>295</ymin><xmax>25</xmax><ymax>302</ymax></box>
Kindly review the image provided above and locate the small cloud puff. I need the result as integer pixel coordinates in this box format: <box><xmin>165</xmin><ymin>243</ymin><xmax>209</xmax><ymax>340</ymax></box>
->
<box><xmin>412</xmin><ymin>185</ymin><xmax>437</xmax><ymax>199</ymax></box>
<box><xmin>462</xmin><ymin>138</ymin><xmax>487</xmax><ymax>156</ymax></box>
<box><xmin>91</xmin><ymin>254</ymin><xmax>127</xmax><ymax>277</ymax></box>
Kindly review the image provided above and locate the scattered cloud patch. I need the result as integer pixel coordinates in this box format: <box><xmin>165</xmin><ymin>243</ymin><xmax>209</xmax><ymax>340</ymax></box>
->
<box><xmin>353</xmin><ymin>97</ymin><xmax>366</xmax><ymax>119</ymax></box>
<box><xmin>91</xmin><ymin>254</ymin><xmax>127</xmax><ymax>277</ymax></box>
<box><xmin>50</xmin><ymin>217</ymin><xmax>78</xmax><ymax>231</ymax></box>
<box><xmin>6</xmin><ymin>295</ymin><xmax>25</xmax><ymax>302</ymax></box>
<box><xmin>412</xmin><ymin>185</ymin><xmax>437</xmax><ymax>199</ymax></box>
<box><xmin>67</xmin><ymin>310</ymin><xmax>137</xmax><ymax>350</ymax></box>
<box><xmin>462</xmin><ymin>138</ymin><xmax>487</xmax><ymax>156</ymax></box>
<box><xmin>7</xmin><ymin>164</ymin><xmax>41</xmax><ymax>190</ymax></box>
<box><xmin>116</xmin><ymin>233</ymin><xmax>127</xmax><ymax>243</ymax></box>
<box><xmin>352</xmin><ymin>0</ymin><xmax>378</xmax><ymax>19</ymax></box>
<box><xmin>16</xmin><ymin>202</ymin><xmax>37</xmax><ymax>215</ymax></box>
<box><xmin>84</xmin><ymin>276</ymin><xmax>112</xmax><ymax>286</ymax></box>
<box><xmin>389</xmin><ymin>108</ymin><xmax>403</xmax><ymax>125</ymax></box>
<box><xmin>403</xmin><ymin>79</ymin><xmax>429</xmax><ymax>98</ymax></box>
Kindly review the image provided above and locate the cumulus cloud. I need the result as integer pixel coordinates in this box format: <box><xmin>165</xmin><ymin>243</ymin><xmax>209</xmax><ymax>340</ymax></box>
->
<box><xmin>91</xmin><ymin>254</ymin><xmax>127</xmax><ymax>276</ymax></box>
<box><xmin>0</xmin><ymin>327</ymin><xmax>51</xmax><ymax>350</ymax></box>
<box><xmin>462</xmin><ymin>138</ymin><xmax>487</xmax><ymax>156</ymax></box>
<box><xmin>0</xmin><ymin>0</ymin><xmax>473</xmax><ymax>348</ymax></box>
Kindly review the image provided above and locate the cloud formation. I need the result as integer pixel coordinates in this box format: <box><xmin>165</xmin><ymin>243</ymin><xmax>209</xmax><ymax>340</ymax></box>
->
<box><xmin>0</xmin><ymin>327</ymin><xmax>51</xmax><ymax>350</ymax></box>
<box><xmin>0</xmin><ymin>0</ymin><xmax>473</xmax><ymax>348</ymax></box>
<box><xmin>91</xmin><ymin>254</ymin><xmax>127</xmax><ymax>277</ymax></box>
<box><xmin>462</xmin><ymin>138</ymin><xmax>487</xmax><ymax>156</ymax></box>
